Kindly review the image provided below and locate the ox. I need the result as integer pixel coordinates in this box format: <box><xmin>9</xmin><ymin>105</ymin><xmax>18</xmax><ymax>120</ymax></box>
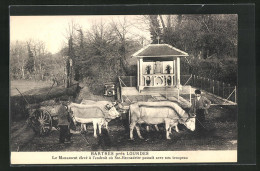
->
<box><xmin>80</xmin><ymin>100</ymin><xmax>118</xmax><ymax>132</ymax></box>
<box><xmin>129</xmin><ymin>101</ymin><xmax>196</xmax><ymax>140</ymax></box>
<box><xmin>68</xmin><ymin>100</ymin><xmax>120</xmax><ymax>138</ymax></box>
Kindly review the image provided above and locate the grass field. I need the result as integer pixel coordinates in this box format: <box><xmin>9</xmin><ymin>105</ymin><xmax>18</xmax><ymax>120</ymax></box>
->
<box><xmin>10</xmin><ymin>80</ymin><xmax>53</xmax><ymax>96</ymax></box>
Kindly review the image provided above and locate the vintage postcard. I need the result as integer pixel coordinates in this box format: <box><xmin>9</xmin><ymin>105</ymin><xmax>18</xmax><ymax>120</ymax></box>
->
<box><xmin>10</xmin><ymin>9</ymin><xmax>239</xmax><ymax>164</ymax></box>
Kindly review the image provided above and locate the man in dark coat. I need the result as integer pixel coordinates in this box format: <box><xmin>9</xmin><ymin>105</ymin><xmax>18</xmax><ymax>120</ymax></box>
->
<box><xmin>57</xmin><ymin>104</ymin><xmax>71</xmax><ymax>143</ymax></box>
<box><xmin>51</xmin><ymin>74</ymin><xmax>59</xmax><ymax>86</ymax></box>
<box><xmin>190</xmin><ymin>89</ymin><xmax>211</xmax><ymax>136</ymax></box>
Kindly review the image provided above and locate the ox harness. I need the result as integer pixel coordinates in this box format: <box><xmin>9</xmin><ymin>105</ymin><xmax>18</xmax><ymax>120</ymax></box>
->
<box><xmin>69</xmin><ymin>104</ymin><xmax>114</xmax><ymax>122</ymax></box>
<box><xmin>138</xmin><ymin>104</ymin><xmax>194</xmax><ymax>122</ymax></box>
<box><xmin>137</xmin><ymin>104</ymin><xmax>206</xmax><ymax>129</ymax></box>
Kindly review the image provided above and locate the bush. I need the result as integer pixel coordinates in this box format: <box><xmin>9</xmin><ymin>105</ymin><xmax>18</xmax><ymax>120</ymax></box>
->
<box><xmin>10</xmin><ymin>85</ymin><xmax>79</xmax><ymax>121</ymax></box>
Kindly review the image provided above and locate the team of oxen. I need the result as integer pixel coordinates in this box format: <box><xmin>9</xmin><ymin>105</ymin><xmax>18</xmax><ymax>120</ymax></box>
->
<box><xmin>65</xmin><ymin>100</ymin><xmax>196</xmax><ymax>140</ymax></box>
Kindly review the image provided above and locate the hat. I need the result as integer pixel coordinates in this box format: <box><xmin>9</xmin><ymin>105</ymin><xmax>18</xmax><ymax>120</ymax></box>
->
<box><xmin>195</xmin><ymin>89</ymin><xmax>201</xmax><ymax>94</ymax></box>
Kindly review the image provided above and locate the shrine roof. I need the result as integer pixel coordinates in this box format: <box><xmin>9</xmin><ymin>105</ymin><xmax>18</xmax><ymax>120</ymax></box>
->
<box><xmin>132</xmin><ymin>44</ymin><xmax>189</xmax><ymax>57</ymax></box>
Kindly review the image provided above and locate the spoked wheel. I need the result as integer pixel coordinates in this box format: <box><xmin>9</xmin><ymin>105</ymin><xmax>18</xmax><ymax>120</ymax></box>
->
<box><xmin>30</xmin><ymin>109</ymin><xmax>52</xmax><ymax>136</ymax></box>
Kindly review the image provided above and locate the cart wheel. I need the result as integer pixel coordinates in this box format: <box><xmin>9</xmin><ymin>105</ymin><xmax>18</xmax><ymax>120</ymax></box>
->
<box><xmin>30</xmin><ymin>109</ymin><xmax>52</xmax><ymax>136</ymax></box>
<box><xmin>55</xmin><ymin>126</ymin><xmax>60</xmax><ymax>131</ymax></box>
<box><xmin>107</xmin><ymin>90</ymin><xmax>113</xmax><ymax>97</ymax></box>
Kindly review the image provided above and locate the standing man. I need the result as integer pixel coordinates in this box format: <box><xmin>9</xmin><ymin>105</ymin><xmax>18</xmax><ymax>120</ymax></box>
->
<box><xmin>51</xmin><ymin>74</ymin><xmax>59</xmax><ymax>86</ymax></box>
<box><xmin>57</xmin><ymin>104</ymin><xmax>71</xmax><ymax>143</ymax></box>
<box><xmin>190</xmin><ymin>89</ymin><xmax>211</xmax><ymax>136</ymax></box>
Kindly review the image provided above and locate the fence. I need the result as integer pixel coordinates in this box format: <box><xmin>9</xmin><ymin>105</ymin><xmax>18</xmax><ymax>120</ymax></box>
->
<box><xmin>118</xmin><ymin>76</ymin><xmax>137</xmax><ymax>87</ymax></box>
<box><xmin>120</xmin><ymin>75</ymin><xmax>192</xmax><ymax>87</ymax></box>
<box><xmin>180</xmin><ymin>75</ymin><xmax>193</xmax><ymax>86</ymax></box>
<box><xmin>185</xmin><ymin>74</ymin><xmax>237</xmax><ymax>103</ymax></box>
<box><xmin>118</xmin><ymin>75</ymin><xmax>237</xmax><ymax>104</ymax></box>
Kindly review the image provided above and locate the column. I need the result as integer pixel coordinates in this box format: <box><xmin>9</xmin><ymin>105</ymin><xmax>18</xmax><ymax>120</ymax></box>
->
<box><xmin>139</xmin><ymin>58</ymin><xmax>143</xmax><ymax>91</ymax></box>
<box><xmin>173</xmin><ymin>59</ymin><xmax>176</xmax><ymax>86</ymax></box>
<box><xmin>176</xmin><ymin>57</ymin><xmax>181</xmax><ymax>88</ymax></box>
<box><xmin>137</xmin><ymin>59</ymin><xmax>140</xmax><ymax>89</ymax></box>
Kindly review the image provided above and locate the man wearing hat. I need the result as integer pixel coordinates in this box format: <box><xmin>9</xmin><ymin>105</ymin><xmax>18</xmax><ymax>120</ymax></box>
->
<box><xmin>57</xmin><ymin>104</ymin><xmax>71</xmax><ymax>143</ymax></box>
<box><xmin>190</xmin><ymin>89</ymin><xmax>211</xmax><ymax>136</ymax></box>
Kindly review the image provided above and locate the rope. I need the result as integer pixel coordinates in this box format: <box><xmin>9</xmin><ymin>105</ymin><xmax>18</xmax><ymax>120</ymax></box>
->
<box><xmin>196</xmin><ymin>118</ymin><xmax>206</xmax><ymax>129</ymax></box>
<box><xmin>15</xmin><ymin>88</ymin><xmax>30</xmax><ymax>106</ymax></box>
<box><xmin>138</xmin><ymin>104</ymin><xmax>190</xmax><ymax>120</ymax></box>
<box><xmin>79</xmin><ymin>132</ymin><xmax>89</xmax><ymax>144</ymax></box>
<box><xmin>123</xmin><ymin>95</ymin><xmax>132</xmax><ymax>103</ymax></box>
<box><xmin>71</xmin><ymin>119</ymin><xmax>89</xmax><ymax>144</ymax></box>
<box><xmin>118</xmin><ymin>77</ymin><xmax>127</xmax><ymax>87</ymax></box>
<box><xmin>70</xmin><ymin>105</ymin><xmax>110</xmax><ymax>119</ymax></box>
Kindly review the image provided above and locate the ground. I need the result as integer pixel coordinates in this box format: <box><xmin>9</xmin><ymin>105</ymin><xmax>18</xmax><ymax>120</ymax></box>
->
<box><xmin>10</xmin><ymin>80</ymin><xmax>53</xmax><ymax>96</ymax></box>
<box><xmin>10</xmin><ymin>80</ymin><xmax>237</xmax><ymax>152</ymax></box>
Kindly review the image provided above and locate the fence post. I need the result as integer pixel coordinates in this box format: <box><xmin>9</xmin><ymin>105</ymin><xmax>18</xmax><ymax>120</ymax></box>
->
<box><xmin>191</xmin><ymin>74</ymin><xmax>193</xmax><ymax>86</ymax></box>
<box><xmin>165</xmin><ymin>86</ymin><xmax>167</xmax><ymax>99</ymax></box>
<box><xmin>217</xmin><ymin>81</ymin><xmax>220</xmax><ymax>96</ymax></box>
<box><xmin>201</xmin><ymin>77</ymin><xmax>203</xmax><ymax>90</ymax></box>
<box><xmin>130</xmin><ymin>76</ymin><xmax>132</xmax><ymax>87</ymax></box>
<box><xmin>235</xmin><ymin>86</ymin><xmax>237</xmax><ymax>103</ymax></box>
<box><xmin>189</xmin><ymin>85</ymin><xmax>191</xmax><ymax>105</ymax></box>
<box><xmin>228</xmin><ymin>84</ymin><xmax>230</xmax><ymax>96</ymax></box>
<box><xmin>193</xmin><ymin>75</ymin><xmax>195</xmax><ymax>87</ymax></box>
<box><xmin>208</xmin><ymin>78</ymin><xmax>210</xmax><ymax>92</ymax></box>
<box><xmin>207</xmin><ymin>78</ymin><xmax>209</xmax><ymax>92</ymax></box>
<box><xmin>204</xmin><ymin>77</ymin><xmax>206</xmax><ymax>90</ymax></box>
<box><xmin>212</xmin><ymin>80</ymin><xmax>215</xmax><ymax>94</ymax></box>
<box><xmin>197</xmin><ymin>76</ymin><xmax>199</xmax><ymax>88</ymax></box>
<box><xmin>200</xmin><ymin>77</ymin><xmax>203</xmax><ymax>89</ymax></box>
<box><xmin>222</xmin><ymin>82</ymin><xmax>225</xmax><ymax>98</ymax></box>
<box><xmin>203</xmin><ymin>77</ymin><xmax>205</xmax><ymax>90</ymax></box>
<box><xmin>177</xmin><ymin>88</ymin><xmax>179</xmax><ymax>102</ymax></box>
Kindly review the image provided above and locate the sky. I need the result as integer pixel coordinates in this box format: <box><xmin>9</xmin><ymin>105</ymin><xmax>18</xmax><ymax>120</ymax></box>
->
<box><xmin>10</xmin><ymin>15</ymin><xmax>151</xmax><ymax>54</ymax></box>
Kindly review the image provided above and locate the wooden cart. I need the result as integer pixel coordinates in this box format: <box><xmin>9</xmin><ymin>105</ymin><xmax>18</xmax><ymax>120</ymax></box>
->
<box><xmin>27</xmin><ymin>103</ymin><xmax>61</xmax><ymax>136</ymax></box>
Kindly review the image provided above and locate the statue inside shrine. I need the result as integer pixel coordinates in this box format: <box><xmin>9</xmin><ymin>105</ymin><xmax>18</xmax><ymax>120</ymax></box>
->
<box><xmin>154</xmin><ymin>61</ymin><xmax>161</xmax><ymax>74</ymax></box>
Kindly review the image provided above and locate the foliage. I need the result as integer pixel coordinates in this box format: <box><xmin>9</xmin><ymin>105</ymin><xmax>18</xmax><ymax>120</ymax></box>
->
<box><xmin>148</xmin><ymin>14</ymin><xmax>238</xmax><ymax>85</ymax></box>
<box><xmin>10</xmin><ymin>40</ymin><xmax>66</xmax><ymax>82</ymax></box>
<box><xmin>10</xmin><ymin>15</ymin><xmax>238</xmax><ymax>93</ymax></box>
<box><xmin>145</xmin><ymin>65</ymin><xmax>152</xmax><ymax>72</ymax></box>
<box><xmin>60</xmin><ymin>19</ymin><xmax>142</xmax><ymax>94</ymax></box>
<box><xmin>149</xmin><ymin>15</ymin><xmax>162</xmax><ymax>44</ymax></box>
<box><xmin>10</xmin><ymin>41</ymin><xmax>27</xmax><ymax>79</ymax></box>
<box><xmin>25</xmin><ymin>44</ymin><xmax>34</xmax><ymax>74</ymax></box>
<box><xmin>180</xmin><ymin>58</ymin><xmax>237</xmax><ymax>85</ymax></box>
<box><xmin>165</xmin><ymin>65</ymin><xmax>172</xmax><ymax>72</ymax></box>
<box><xmin>151</xmin><ymin>14</ymin><xmax>238</xmax><ymax>59</ymax></box>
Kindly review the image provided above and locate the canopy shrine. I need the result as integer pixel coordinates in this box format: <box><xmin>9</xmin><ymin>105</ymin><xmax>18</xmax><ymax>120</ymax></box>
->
<box><xmin>132</xmin><ymin>44</ymin><xmax>189</xmax><ymax>92</ymax></box>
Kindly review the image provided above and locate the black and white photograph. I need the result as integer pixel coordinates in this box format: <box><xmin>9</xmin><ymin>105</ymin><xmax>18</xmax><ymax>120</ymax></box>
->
<box><xmin>10</xmin><ymin>11</ymin><xmax>240</xmax><ymax>164</ymax></box>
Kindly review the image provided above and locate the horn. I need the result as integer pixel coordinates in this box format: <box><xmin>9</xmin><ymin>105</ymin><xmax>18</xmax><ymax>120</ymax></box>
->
<box><xmin>190</xmin><ymin>114</ymin><xmax>196</xmax><ymax>118</ymax></box>
<box><xmin>105</xmin><ymin>104</ymin><xmax>111</xmax><ymax>110</ymax></box>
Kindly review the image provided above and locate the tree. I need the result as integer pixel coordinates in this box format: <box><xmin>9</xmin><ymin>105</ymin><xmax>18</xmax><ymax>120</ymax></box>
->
<box><xmin>148</xmin><ymin>15</ymin><xmax>162</xmax><ymax>44</ymax></box>
<box><xmin>74</xmin><ymin>28</ymin><xmax>84</xmax><ymax>81</ymax></box>
<box><xmin>63</xmin><ymin>20</ymin><xmax>78</xmax><ymax>87</ymax></box>
<box><xmin>110</xmin><ymin>16</ymin><xmax>132</xmax><ymax>75</ymax></box>
<box><xmin>156</xmin><ymin>14</ymin><xmax>238</xmax><ymax>59</ymax></box>
<box><xmin>10</xmin><ymin>41</ymin><xmax>27</xmax><ymax>79</ymax></box>
<box><xmin>25</xmin><ymin>41</ymin><xmax>35</xmax><ymax>74</ymax></box>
